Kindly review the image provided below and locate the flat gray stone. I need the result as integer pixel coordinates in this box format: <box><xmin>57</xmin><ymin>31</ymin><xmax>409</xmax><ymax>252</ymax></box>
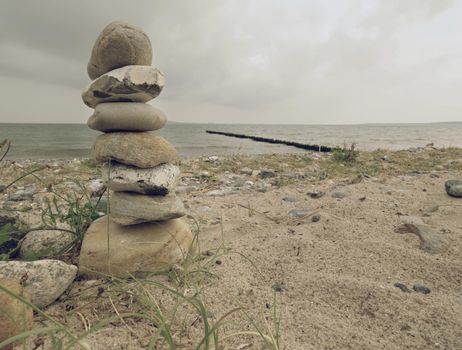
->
<box><xmin>282</xmin><ymin>196</ymin><xmax>298</xmax><ymax>203</ymax></box>
<box><xmin>110</xmin><ymin>192</ymin><xmax>186</xmax><ymax>225</ymax></box>
<box><xmin>87</xmin><ymin>102</ymin><xmax>167</xmax><ymax>132</ymax></box>
<box><xmin>82</xmin><ymin>65</ymin><xmax>164</xmax><ymax>108</ymax></box>
<box><xmin>331</xmin><ymin>191</ymin><xmax>348</xmax><ymax>199</ymax></box>
<box><xmin>445</xmin><ymin>180</ymin><xmax>462</xmax><ymax>197</ymax></box>
<box><xmin>288</xmin><ymin>209</ymin><xmax>310</xmax><ymax>218</ymax></box>
<box><xmin>8</xmin><ymin>185</ymin><xmax>37</xmax><ymax>201</ymax></box>
<box><xmin>87</xmin><ymin>21</ymin><xmax>153</xmax><ymax>80</ymax></box>
<box><xmin>206</xmin><ymin>188</ymin><xmax>236</xmax><ymax>197</ymax></box>
<box><xmin>0</xmin><ymin>260</ymin><xmax>77</xmax><ymax>308</ymax></box>
<box><xmin>19</xmin><ymin>230</ymin><xmax>75</xmax><ymax>260</ymax></box>
<box><xmin>103</xmin><ymin>163</ymin><xmax>180</xmax><ymax>194</ymax></box>
<box><xmin>92</xmin><ymin>132</ymin><xmax>177</xmax><ymax>168</ymax></box>
<box><xmin>260</xmin><ymin>169</ymin><xmax>276</xmax><ymax>178</ymax></box>
<box><xmin>79</xmin><ymin>217</ymin><xmax>193</xmax><ymax>278</ymax></box>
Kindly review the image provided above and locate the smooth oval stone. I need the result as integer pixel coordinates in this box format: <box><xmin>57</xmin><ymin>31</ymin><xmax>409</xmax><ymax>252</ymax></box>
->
<box><xmin>82</xmin><ymin>65</ymin><xmax>165</xmax><ymax>108</ymax></box>
<box><xmin>87</xmin><ymin>102</ymin><xmax>167</xmax><ymax>132</ymax></box>
<box><xmin>103</xmin><ymin>162</ymin><xmax>180</xmax><ymax>194</ymax></box>
<box><xmin>87</xmin><ymin>21</ymin><xmax>152</xmax><ymax>80</ymax></box>
<box><xmin>78</xmin><ymin>217</ymin><xmax>193</xmax><ymax>278</ymax></box>
<box><xmin>92</xmin><ymin>132</ymin><xmax>177</xmax><ymax>168</ymax></box>
<box><xmin>110</xmin><ymin>192</ymin><xmax>186</xmax><ymax>225</ymax></box>
<box><xmin>0</xmin><ymin>260</ymin><xmax>77</xmax><ymax>308</ymax></box>
<box><xmin>445</xmin><ymin>180</ymin><xmax>462</xmax><ymax>197</ymax></box>
<box><xmin>0</xmin><ymin>279</ymin><xmax>33</xmax><ymax>349</ymax></box>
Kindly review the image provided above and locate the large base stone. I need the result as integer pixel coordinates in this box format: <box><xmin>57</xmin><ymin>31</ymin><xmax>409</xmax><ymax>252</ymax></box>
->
<box><xmin>87</xmin><ymin>21</ymin><xmax>152</xmax><ymax>80</ymax></box>
<box><xmin>103</xmin><ymin>162</ymin><xmax>180</xmax><ymax>194</ymax></box>
<box><xmin>78</xmin><ymin>217</ymin><xmax>193</xmax><ymax>278</ymax></box>
<box><xmin>82</xmin><ymin>65</ymin><xmax>164</xmax><ymax>108</ymax></box>
<box><xmin>87</xmin><ymin>102</ymin><xmax>167</xmax><ymax>132</ymax></box>
<box><xmin>92</xmin><ymin>132</ymin><xmax>177</xmax><ymax>168</ymax></box>
<box><xmin>110</xmin><ymin>192</ymin><xmax>186</xmax><ymax>225</ymax></box>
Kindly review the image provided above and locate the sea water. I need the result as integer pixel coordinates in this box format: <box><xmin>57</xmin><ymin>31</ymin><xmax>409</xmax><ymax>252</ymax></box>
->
<box><xmin>0</xmin><ymin>122</ymin><xmax>461</xmax><ymax>160</ymax></box>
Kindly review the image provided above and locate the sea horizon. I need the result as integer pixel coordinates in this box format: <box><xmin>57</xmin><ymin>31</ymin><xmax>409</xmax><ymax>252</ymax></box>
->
<box><xmin>1</xmin><ymin>121</ymin><xmax>462</xmax><ymax>160</ymax></box>
<box><xmin>1</xmin><ymin>120</ymin><xmax>461</xmax><ymax>126</ymax></box>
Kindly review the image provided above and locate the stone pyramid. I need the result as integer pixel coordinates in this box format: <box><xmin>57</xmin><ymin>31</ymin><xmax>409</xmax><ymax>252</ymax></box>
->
<box><xmin>78</xmin><ymin>21</ymin><xmax>193</xmax><ymax>278</ymax></box>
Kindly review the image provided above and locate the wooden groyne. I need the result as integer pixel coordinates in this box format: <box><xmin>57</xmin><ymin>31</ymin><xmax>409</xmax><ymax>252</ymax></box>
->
<box><xmin>206</xmin><ymin>130</ymin><xmax>333</xmax><ymax>153</ymax></box>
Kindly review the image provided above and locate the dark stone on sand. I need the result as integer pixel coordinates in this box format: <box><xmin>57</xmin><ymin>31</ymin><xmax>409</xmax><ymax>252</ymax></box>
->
<box><xmin>311</xmin><ymin>214</ymin><xmax>321</xmax><ymax>222</ymax></box>
<box><xmin>307</xmin><ymin>191</ymin><xmax>324</xmax><ymax>199</ymax></box>
<box><xmin>282</xmin><ymin>196</ymin><xmax>298</xmax><ymax>203</ymax></box>
<box><xmin>445</xmin><ymin>180</ymin><xmax>462</xmax><ymax>197</ymax></box>
<box><xmin>413</xmin><ymin>285</ymin><xmax>431</xmax><ymax>294</ymax></box>
<box><xmin>394</xmin><ymin>283</ymin><xmax>411</xmax><ymax>293</ymax></box>
<box><xmin>260</xmin><ymin>169</ymin><xmax>276</xmax><ymax>179</ymax></box>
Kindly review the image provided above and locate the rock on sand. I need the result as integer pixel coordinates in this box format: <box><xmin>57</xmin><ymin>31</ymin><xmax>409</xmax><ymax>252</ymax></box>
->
<box><xmin>0</xmin><ymin>260</ymin><xmax>77</xmax><ymax>308</ymax></box>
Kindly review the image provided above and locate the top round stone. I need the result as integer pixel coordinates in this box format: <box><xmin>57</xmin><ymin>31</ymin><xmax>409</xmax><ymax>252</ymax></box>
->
<box><xmin>87</xmin><ymin>21</ymin><xmax>153</xmax><ymax>80</ymax></box>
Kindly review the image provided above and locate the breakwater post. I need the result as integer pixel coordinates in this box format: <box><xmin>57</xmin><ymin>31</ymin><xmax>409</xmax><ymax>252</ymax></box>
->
<box><xmin>205</xmin><ymin>130</ymin><xmax>333</xmax><ymax>153</ymax></box>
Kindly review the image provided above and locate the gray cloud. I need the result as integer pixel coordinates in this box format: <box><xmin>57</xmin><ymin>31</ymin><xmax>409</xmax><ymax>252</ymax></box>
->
<box><xmin>0</xmin><ymin>0</ymin><xmax>460</xmax><ymax>124</ymax></box>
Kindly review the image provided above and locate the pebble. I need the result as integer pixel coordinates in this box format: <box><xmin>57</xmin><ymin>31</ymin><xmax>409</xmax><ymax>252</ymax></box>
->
<box><xmin>288</xmin><ymin>209</ymin><xmax>310</xmax><ymax>218</ymax></box>
<box><xmin>260</xmin><ymin>169</ymin><xmax>276</xmax><ymax>179</ymax></box>
<box><xmin>394</xmin><ymin>282</ymin><xmax>411</xmax><ymax>293</ymax></box>
<box><xmin>240</xmin><ymin>167</ymin><xmax>253</xmax><ymax>175</ymax></box>
<box><xmin>331</xmin><ymin>191</ymin><xmax>348</xmax><ymax>199</ymax></box>
<box><xmin>205</xmin><ymin>156</ymin><xmax>220</xmax><ymax>162</ymax></box>
<box><xmin>413</xmin><ymin>285</ymin><xmax>431</xmax><ymax>294</ymax></box>
<box><xmin>175</xmin><ymin>185</ymin><xmax>198</xmax><ymax>194</ymax></box>
<box><xmin>85</xmin><ymin>179</ymin><xmax>106</xmax><ymax>197</ymax></box>
<box><xmin>8</xmin><ymin>185</ymin><xmax>36</xmax><ymax>201</ymax></box>
<box><xmin>445</xmin><ymin>180</ymin><xmax>462</xmax><ymax>197</ymax></box>
<box><xmin>206</xmin><ymin>189</ymin><xmax>236</xmax><ymax>197</ymax></box>
<box><xmin>422</xmin><ymin>205</ymin><xmax>439</xmax><ymax>216</ymax></box>
<box><xmin>311</xmin><ymin>214</ymin><xmax>321</xmax><ymax>222</ymax></box>
<box><xmin>307</xmin><ymin>190</ymin><xmax>324</xmax><ymax>199</ymax></box>
<box><xmin>282</xmin><ymin>196</ymin><xmax>298</xmax><ymax>203</ymax></box>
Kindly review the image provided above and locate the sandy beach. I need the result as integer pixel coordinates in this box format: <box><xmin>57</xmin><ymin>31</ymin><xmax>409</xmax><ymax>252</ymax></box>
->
<box><xmin>1</xmin><ymin>146</ymin><xmax>461</xmax><ymax>349</ymax></box>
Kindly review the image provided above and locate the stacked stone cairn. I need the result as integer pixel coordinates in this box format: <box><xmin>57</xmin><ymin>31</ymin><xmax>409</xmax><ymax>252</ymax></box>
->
<box><xmin>78</xmin><ymin>21</ymin><xmax>193</xmax><ymax>278</ymax></box>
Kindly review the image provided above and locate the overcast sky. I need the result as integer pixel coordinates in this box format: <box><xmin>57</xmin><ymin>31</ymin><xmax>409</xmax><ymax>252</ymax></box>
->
<box><xmin>0</xmin><ymin>0</ymin><xmax>461</xmax><ymax>124</ymax></box>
